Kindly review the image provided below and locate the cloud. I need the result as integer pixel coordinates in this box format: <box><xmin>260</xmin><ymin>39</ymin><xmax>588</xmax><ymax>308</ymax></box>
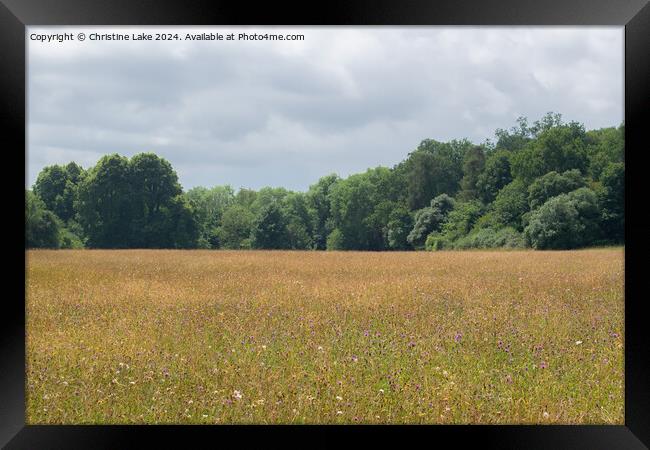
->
<box><xmin>27</xmin><ymin>26</ymin><xmax>623</xmax><ymax>191</ymax></box>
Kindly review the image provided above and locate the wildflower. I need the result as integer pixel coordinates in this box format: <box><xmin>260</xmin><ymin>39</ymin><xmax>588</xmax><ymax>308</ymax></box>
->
<box><xmin>379</xmin><ymin>389</ymin><xmax>384</xmax><ymax>394</ymax></box>
<box><xmin>351</xmin><ymin>355</ymin><xmax>358</xmax><ymax>363</ymax></box>
<box><xmin>408</xmin><ymin>341</ymin><xmax>416</xmax><ymax>348</ymax></box>
<box><xmin>336</xmin><ymin>396</ymin><xmax>343</xmax><ymax>401</ymax></box>
<box><xmin>317</xmin><ymin>346</ymin><xmax>323</xmax><ymax>351</ymax></box>
<box><xmin>539</xmin><ymin>361</ymin><xmax>548</xmax><ymax>369</ymax></box>
<box><xmin>454</xmin><ymin>332</ymin><xmax>462</xmax><ymax>343</ymax></box>
<box><xmin>261</xmin><ymin>345</ymin><xmax>267</xmax><ymax>350</ymax></box>
<box><xmin>233</xmin><ymin>390</ymin><xmax>243</xmax><ymax>400</ymax></box>
<box><xmin>442</xmin><ymin>370</ymin><xmax>449</xmax><ymax>377</ymax></box>
<box><xmin>336</xmin><ymin>411</ymin><xmax>343</xmax><ymax>415</ymax></box>
<box><xmin>202</xmin><ymin>414</ymin><xmax>208</xmax><ymax>418</ymax></box>
<box><xmin>364</xmin><ymin>330</ymin><xmax>370</xmax><ymax>337</ymax></box>
<box><xmin>610</xmin><ymin>332</ymin><xmax>619</xmax><ymax>338</ymax></box>
<box><xmin>575</xmin><ymin>340</ymin><xmax>583</xmax><ymax>345</ymax></box>
<box><xmin>543</xmin><ymin>411</ymin><xmax>550</xmax><ymax>419</ymax></box>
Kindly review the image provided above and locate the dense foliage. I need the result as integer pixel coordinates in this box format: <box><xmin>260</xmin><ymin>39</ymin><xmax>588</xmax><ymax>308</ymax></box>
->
<box><xmin>26</xmin><ymin>113</ymin><xmax>624</xmax><ymax>250</ymax></box>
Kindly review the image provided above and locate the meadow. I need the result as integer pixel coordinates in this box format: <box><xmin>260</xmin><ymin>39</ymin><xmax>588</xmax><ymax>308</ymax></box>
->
<box><xmin>26</xmin><ymin>248</ymin><xmax>624</xmax><ymax>424</ymax></box>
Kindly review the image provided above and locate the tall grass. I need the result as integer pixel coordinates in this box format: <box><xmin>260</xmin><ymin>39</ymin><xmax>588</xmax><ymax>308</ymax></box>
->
<box><xmin>26</xmin><ymin>248</ymin><xmax>624</xmax><ymax>424</ymax></box>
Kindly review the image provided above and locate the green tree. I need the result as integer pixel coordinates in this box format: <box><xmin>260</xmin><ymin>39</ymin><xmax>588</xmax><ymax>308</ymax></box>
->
<box><xmin>252</xmin><ymin>202</ymin><xmax>291</xmax><ymax>249</ymax></box>
<box><xmin>476</xmin><ymin>150</ymin><xmax>512</xmax><ymax>203</ymax></box>
<box><xmin>185</xmin><ymin>185</ymin><xmax>235</xmax><ymax>248</ymax></box>
<box><xmin>439</xmin><ymin>200</ymin><xmax>483</xmax><ymax>242</ymax></box>
<box><xmin>25</xmin><ymin>190</ymin><xmax>60</xmax><ymax>248</ymax></box>
<box><xmin>493</xmin><ymin>116</ymin><xmax>534</xmax><ymax>153</ymax></box>
<box><xmin>216</xmin><ymin>204</ymin><xmax>255</xmax><ymax>249</ymax></box>
<box><xmin>407</xmin><ymin>194</ymin><xmax>455</xmax><ymax>248</ymax></box>
<box><xmin>511</xmin><ymin>122</ymin><xmax>589</xmax><ymax>183</ymax></box>
<box><xmin>492</xmin><ymin>179</ymin><xmax>529</xmax><ymax>231</ymax></box>
<box><xmin>283</xmin><ymin>192</ymin><xmax>313</xmax><ymax>249</ymax></box>
<box><xmin>527</xmin><ymin>169</ymin><xmax>585</xmax><ymax>210</ymax></box>
<box><xmin>33</xmin><ymin>162</ymin><xmax>85</xmax><ymax>223</ymax></box>
<box><xmin>386</xmin><ymin>206</ymin><xmax>413</xmax><ymax>250</ymax></box>
<box><xmin>598</xmin><ymin>162</ymin><xmax>624</xmax><ymax>243</ymax></box>
<box><xmin>398</xmin><ymin>139</ymin><xmax>470</xmax><ymax>210</ymax></box>
<box><xmin>162</xmin><ymin>196</ymin><xmax>200</xmax><ymax>248</ymax></box>
<box><xmin>76</xmin><ymin>154</ymin><xmax>133</xmax><ymax>248</ymax></box>
<box><xmin>586</xmin><ymin>125</ymin><xmax>624</xmax><ymax>180</ymax></box>
<box><xmin>129</xmin><ymin>153</ymin><xmax>184</xmax><ymax>247</ymax></box>
<box><xmin>307</xmin><ymin>174</ymin><xmax>339</xmax><ymax>249</ymax></box>
<box><xmin>328</xmin><ymin>167</ymin><xmax>398</xmax><ymax>250</ymax></box>
<box><xmin>458</xmin><ymin>146</ymin><xmax>486</xmax><ymax>201</ymax></box>
<box><xmin>235</xmin><ymin>188</ymin><xmax>258</xmax><ymax>209</ymax></box>
<box><xmin>524</xmin><ymin>187</ymin><xmax>601</xmax><ymax>249</ymax></box>
<box><xmin>326</xmin><ymin>228</ymin><xmax>345</xmax><ymax>250</ymax></box>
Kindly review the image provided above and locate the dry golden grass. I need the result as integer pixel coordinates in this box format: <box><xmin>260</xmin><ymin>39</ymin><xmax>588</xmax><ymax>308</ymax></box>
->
<box><xmin>26</xmin><ymin>248</ymin><xmax>624</xmax><ymax>424</ymax></box>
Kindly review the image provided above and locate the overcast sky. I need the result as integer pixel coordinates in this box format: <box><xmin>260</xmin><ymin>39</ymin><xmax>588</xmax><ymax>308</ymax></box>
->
<box><xmin>27</xmin><ymin>26</ymin><xmax>623</xmax><ymax>192</ymax></box>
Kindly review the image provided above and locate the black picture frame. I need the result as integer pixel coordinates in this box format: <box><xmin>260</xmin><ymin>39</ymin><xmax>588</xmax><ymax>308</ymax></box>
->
<box><xmin>2</xmin><ymin>0</ymin><xmax>648</xmax><ymax>448</ymax></box>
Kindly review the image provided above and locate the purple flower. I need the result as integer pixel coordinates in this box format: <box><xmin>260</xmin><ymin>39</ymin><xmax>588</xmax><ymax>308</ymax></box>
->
<box><xmin>408</xmin><ymin>341</ymin><xmax>416</xmax><ymax>348</ymax></box>
<box><xmin>610</xmin><ymin>332</ymin><xmax>619</xmax><ymax>338</ymax></box>
<box><xmin>364</xmin><ymin>330</ymin><xmax>370</xmax><ymax>337</ymax></box>
<box><xmin>351</xmin><ymin>355</ymin><xmax>358</xmax><ymax>363</ymax></box>
<box><xmin>539</xmin><ymin>361</ymin><xmax>548</xmax><ymax>369</ymax></box>
<box><xmin>454</xmin><ymin>332</ymin><xmax>462</xmax><ymax>343</ymax></box>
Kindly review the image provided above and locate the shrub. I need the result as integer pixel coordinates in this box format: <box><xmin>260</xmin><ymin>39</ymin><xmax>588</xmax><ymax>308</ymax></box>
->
<box><xmin>492</xmin><ymin>180</ymin><xmax>528</xmax><ymax>231</ymax></box>
<box><xmin>527</xmin><ymin>169</ymin><xmax>585</xmax><ymax>210</ymax></box>
<box><xmin>452</xmin><ymin>227</ymin><xmax>525</xmax><ymax>249</ymax></box>
<box><xmin>326</xmin><ymin>228</ymin><xmax>345</xmax><ymax>250</ymax></box>
<box><xmin>524</xmin><ymin>187</ymin><xmax>601</xmax><ymax>249</ymax></box>
<box><xmin>424</xmin><ymin>232</ymin><xmax>449</xmax><ymax>251</ymax></box>
<box><xmin>59</xmin><ymin>227</ymin><xmax>85</xmax><ymax>249</ymax></box>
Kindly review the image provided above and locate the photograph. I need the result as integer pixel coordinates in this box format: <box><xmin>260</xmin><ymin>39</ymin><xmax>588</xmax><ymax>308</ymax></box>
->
<box><xmin>25</xmin><ymin>25</ymin><xmax>626</xmax><ymax>425</ymax></box>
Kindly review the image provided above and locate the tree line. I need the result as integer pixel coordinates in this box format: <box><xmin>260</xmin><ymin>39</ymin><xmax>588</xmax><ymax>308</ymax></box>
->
<box><xmin>26</xmin><ymin>113</ymin><xmax>624</xmax><ymax>251</ymax></box>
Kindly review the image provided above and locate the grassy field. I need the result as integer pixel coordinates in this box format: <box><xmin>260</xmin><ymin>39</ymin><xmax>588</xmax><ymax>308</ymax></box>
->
<box><xmin>26</xmin><ymin>248</ymin><xmax>624</xmax><ymax>424</ymax></box>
